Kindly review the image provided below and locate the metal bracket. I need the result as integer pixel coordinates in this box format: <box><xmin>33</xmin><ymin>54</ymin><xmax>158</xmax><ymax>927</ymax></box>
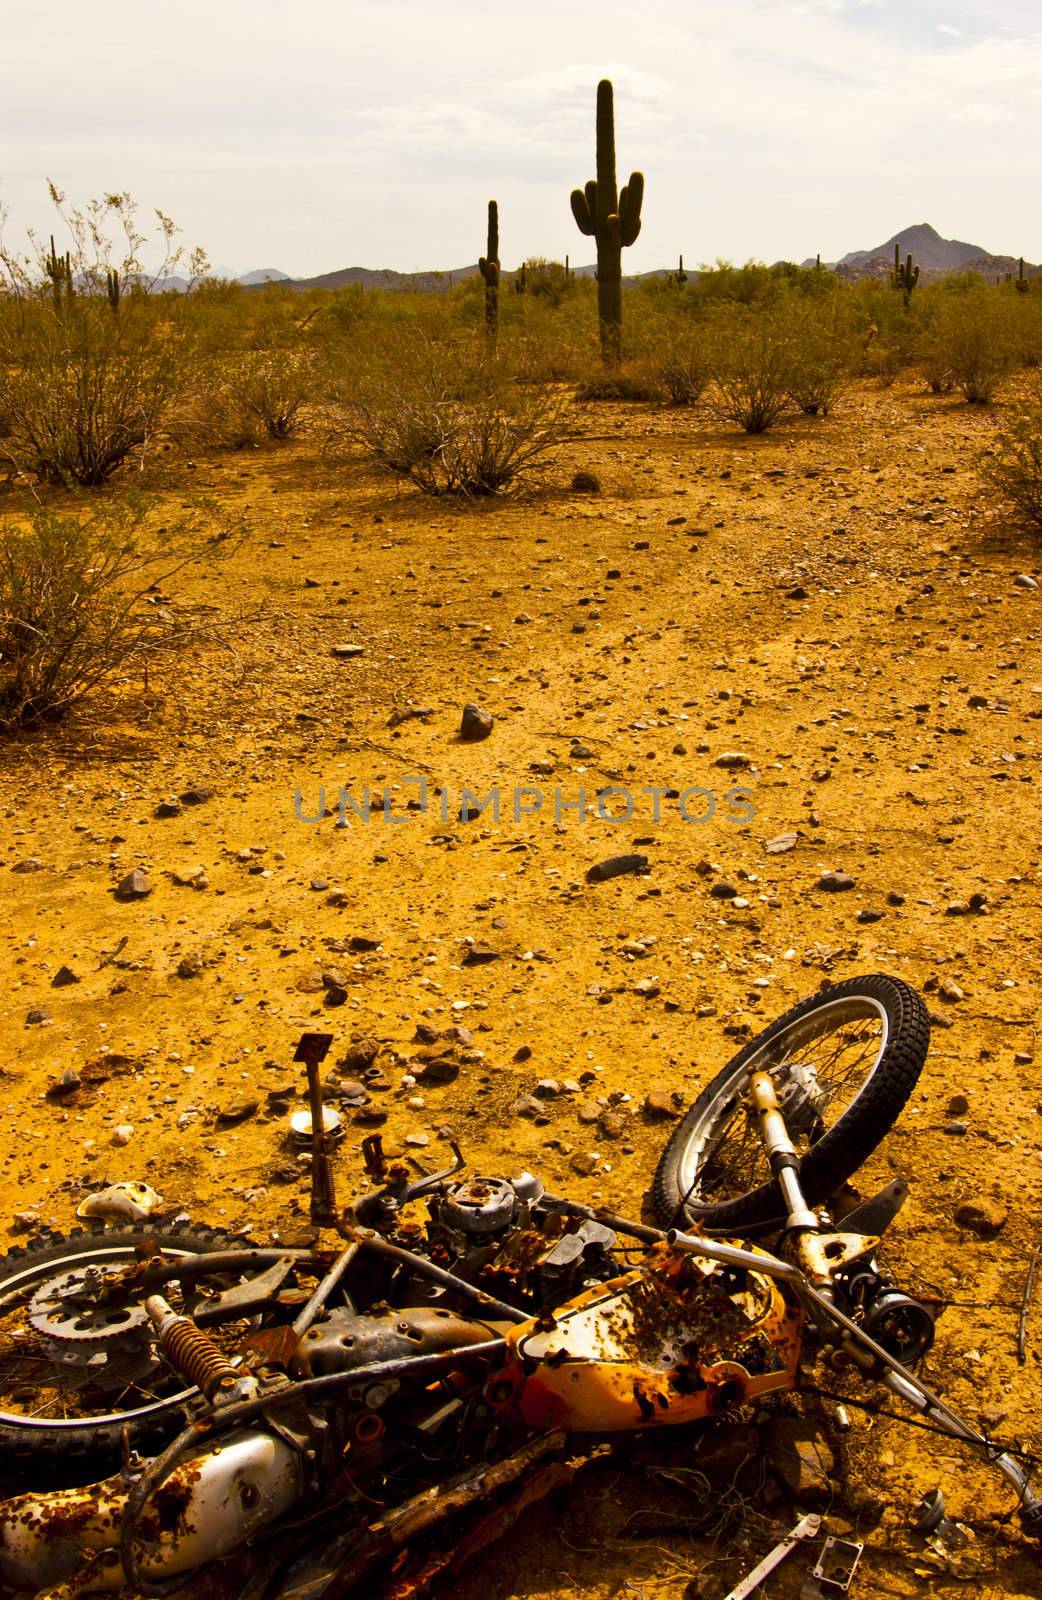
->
<box><xmin>801</xmin><ymin>1536</ymin><xmax>864</xmax><ymax>1597</ymax></box>
<box><xmin>722</xmin><ymin>1513</ymin><xmax>822</xmax><ymax>1600</ymax></box>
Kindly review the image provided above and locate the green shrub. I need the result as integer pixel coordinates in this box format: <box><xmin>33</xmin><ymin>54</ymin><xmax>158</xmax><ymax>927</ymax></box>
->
<box><xmin>0</xmin><ymin>497</ymin><xmax>231</xmax><ymax>731</ymax></box>
<box><xmin>925</xmin><ymin>287</ymin><xmax>1019</xmax><ymax>403</ymax></box>
<box><xmin>704</xmin><ymin>302</ymin><xmax>793</xmax><ymax>433</ymax></box>
<box><xmin>980</xmin><ymin>401</ymin><xmax>1042</xmax><ymax>527</ymax></box>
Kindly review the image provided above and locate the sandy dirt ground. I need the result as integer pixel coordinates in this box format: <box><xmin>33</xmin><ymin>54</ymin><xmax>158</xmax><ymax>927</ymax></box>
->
<box><xmin>1</xmin><ymin>380</ymin><xmax>1041</xmax><ymax>1598</ymax></box>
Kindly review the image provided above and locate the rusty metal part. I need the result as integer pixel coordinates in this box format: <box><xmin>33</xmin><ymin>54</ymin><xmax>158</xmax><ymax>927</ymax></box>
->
<box><xmin>29</xmin><ymin>1266</ymin><xmax>152</xmax><ymax>1346</ymax></box>
<box><xmin>488</xmin><ymin>1243</ymin><xmax>801</xmax><ymax>1433</ymax></box>
<box><xmin>839</xmin><ymin>1178</ymin><xmax>909</xmax><ymax>1237</ymax></box>
<box><xmin>343</xmin><ymin>1227</ymin><xmax>530</xmax><ymax>1323</ymax></box>
<box><xmin>291</xmin><ymin>1243</ymin><xmax>359</xmax><ymax>1340</ymax></box>
<box><xmin>193</xmin><ymin>1255</ymin><xmax>297</xmax><ymax>1325</ymax></box>
<box><xmin>303</xmin><ymin>1431</ymin><xmax>571</xmax><ymax>1600</ymax></box>
<box><xmin>794</xmin><ymin>1232</ymin><xmax>878</xmax><ymax>1290</ymax></box>
<box><xmin>294</xmin><ymin>1033</ymin><xmax>338</xmax><ymax>1228</ymax></box>
<box><xmin>721</xmin><ymin>1513</ymin><xmax>822</xmax><ymax>1600</ymax></box>
<box><xmin>382</xmin><ymin>1453</ymin><xmax>586</xmax><ymax>1600</ymax></box>
<box><xmin>292</xmin><ymin>1305</ymin><xmax>500</xmax><ymax>1380</ymax></box>
<box><xmin>802</xmin><ymin>1535</ymin><xmax>864</xmax><ymax>1597</ymax></box>
<box><xmin>0</xmin><ymin>1429</ymin><xmax>302</xmax><ymax>1594</ymax></box>
<box><xmin>1018</xmin><ymin>1241</ymin><xmax>1040</xmax><ymax>1365</ymax></box>
<box><xmin>145</xmin><ymin>1294</ymin><xmax>242</xmax><ymax>1401</ymax></box>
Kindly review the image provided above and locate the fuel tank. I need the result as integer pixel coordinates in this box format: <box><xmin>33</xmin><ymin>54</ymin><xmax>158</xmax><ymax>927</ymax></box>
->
<box><xmin>485</xmin><ymin>1243</ymin><xmax>801</xmax><ymax>1431</ymax></box>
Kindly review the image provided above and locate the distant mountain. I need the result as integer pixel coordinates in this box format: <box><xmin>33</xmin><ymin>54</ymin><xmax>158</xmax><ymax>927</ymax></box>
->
<box><xmin>284</xmin><ymin>263</ymin><xmax>482</xmax><ymax>293</ymax></box>
<box><xmin>236</xmin><ymin>267</ymin><xmax>290</xmax><ymax>285</ymax></box>
<box><xmin>804</xmin><ymin>223</ymin><xmax>1037</xmax><ymax>280</ymax></box>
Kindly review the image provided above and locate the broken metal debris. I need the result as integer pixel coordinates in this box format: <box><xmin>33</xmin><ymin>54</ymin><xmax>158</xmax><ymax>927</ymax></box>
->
<box><xmin>721</xmin><ymin>1512</ymin><xmax>822</xmax><ymax>1600</ymax></box>
<box><xmin>76</xmin><ymin>1181</ymin><xmax>164</xmax><ymax>1222</ymax></box>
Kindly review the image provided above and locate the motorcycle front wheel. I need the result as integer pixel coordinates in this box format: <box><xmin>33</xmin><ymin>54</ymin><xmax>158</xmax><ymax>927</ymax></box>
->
<box><xmin>652</xmin><ymin>974</ymin><xmax>929</xmax><ymax>1235</ymax></box>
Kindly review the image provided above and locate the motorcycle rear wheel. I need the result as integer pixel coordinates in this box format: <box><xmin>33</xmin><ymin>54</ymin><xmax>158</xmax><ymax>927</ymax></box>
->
<box><xmin>652</xmin><ymin>974</ymin><xmax>929</xmax><ymax>1235</ymax></box>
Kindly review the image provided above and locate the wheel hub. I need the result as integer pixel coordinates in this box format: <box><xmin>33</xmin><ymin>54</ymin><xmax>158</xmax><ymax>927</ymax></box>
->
<box><xmin>28</xmin><ymin>1267</ymin><xmax>152</xmax><ymax>1348</ymax></box>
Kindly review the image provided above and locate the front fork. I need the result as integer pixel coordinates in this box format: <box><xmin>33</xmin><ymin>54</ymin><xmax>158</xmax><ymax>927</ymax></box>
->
<box><xmin>697</xmin><ymin>1071</ymin><xmax>1042</xmax><ymax>1534</ymax></box>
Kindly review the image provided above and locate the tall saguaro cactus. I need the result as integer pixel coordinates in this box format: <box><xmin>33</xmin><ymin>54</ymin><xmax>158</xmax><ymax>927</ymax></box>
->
<box><xmin>891</xmin><ymin>242</ymin><xmax>919</xmax><ymax>304</ymax></box>
<box><xmin>477</xmin><ymin>200</ymin><xmax>500</xmax><ymax>349</ymax></box>
<box><xmin>570</xmin><ymin>78</ymin><xmax>644</xmax><ymax>368</ymax></box>
<box><xmin>44</xmin><ymin>235</ymin><xmax>73</xmax><ymax>310</ymax></box>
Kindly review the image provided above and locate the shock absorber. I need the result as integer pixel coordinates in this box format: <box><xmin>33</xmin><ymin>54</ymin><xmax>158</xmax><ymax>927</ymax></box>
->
<box><xmin>145</xmin><ymin>1295</ymin><xmax>250</xmax><ymax>1403</ymax></box>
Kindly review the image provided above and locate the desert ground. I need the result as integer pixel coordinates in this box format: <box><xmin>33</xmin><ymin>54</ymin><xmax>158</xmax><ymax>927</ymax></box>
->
<box><xmin>1</xmin><ymin>377</ymin><xmax>1041</xmax><ymax>1599</ymax></box>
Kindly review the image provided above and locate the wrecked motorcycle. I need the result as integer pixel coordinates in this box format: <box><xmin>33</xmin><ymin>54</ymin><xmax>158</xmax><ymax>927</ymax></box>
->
<box><xmin>0</xmin><ymin>972</ymin><xmax>1038</xmax><ymax>1598</ymax></box>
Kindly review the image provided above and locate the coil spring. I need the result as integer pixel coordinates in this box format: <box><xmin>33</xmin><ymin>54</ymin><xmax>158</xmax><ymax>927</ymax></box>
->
<box><xmin>159</xmin><ymin>1316</ymin><xmax>239</xmax><ymax>1398</ymax></box>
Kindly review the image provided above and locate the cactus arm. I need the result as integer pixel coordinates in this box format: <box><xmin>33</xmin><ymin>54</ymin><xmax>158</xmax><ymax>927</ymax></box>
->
<box><xmin>570</xmin><ymin>188</ymin><xmax>595</xmax><ymax>235</ymax></box>
<box><xmin>619</xmin><ymin>171</ymin><xmax>644</xmax><ymax>246</ymax></box>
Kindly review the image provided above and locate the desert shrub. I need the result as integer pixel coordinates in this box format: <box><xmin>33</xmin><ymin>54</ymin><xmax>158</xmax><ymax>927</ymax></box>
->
<box><xmin>225</xmin><ymin>349</ymin><xmax>315</xmax><ymax>439</ymax></box>
<box><xmin>330</xmin><ymin>329</ymin><xmax>575</xmax><ymax>496</ymax></box>
<box><xmin>574</xmin><ymin>366</ymin><xmax>662</xmax><ymax>402</ymax></box>
<box><xmin>0</xmin><ymin>189</ymin><xmax>201</xmax><ymax>486</ymax></box>
<box><xmin>704</xmin><ymin>302</ymin><xmax>794</xmax><ymax>433</ymax></box>
<box><xmin>782</xmin><ymin>299</ymin><xmax>855</xmax><ymax>415</ymax></box>
<box><xmin>925</xmin><ymin>286</ymin><xmax>1019</xmax><ymax>403</ymax></box>
<box><xmin>0</xmin><ymin>496</ymin><xmax>233</xmax><ymax>731</ymax></box>
<box><xmin>980</xmin><ymin>399</ymin><xmax>1042</xmax><ymax>527</ymax></box>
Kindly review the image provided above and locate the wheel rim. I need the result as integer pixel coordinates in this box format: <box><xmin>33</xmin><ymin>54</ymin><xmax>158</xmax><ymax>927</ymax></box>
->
<box><xmin>0</xmin><ymin>1241</ymin><xmax>252</xmax><ymax>1433</ymax></box>
<box><xmin>677</xmin><ymin>995</ymin><xmax>890</xmax><ymax>1211</ymax></box>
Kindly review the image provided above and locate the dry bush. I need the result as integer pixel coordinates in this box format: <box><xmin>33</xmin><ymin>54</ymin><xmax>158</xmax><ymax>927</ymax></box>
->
<box><xmin>925</xmin><ymin>287</ymin><xmax>1019</xmax><ymax>403</ymax></box>
<box><xmin>0</xmin><ymin>189</ymin><xmax>200</xmax><ymax>486</ymax></box>
<box><xmin>174</xmin><ymin>349</ymin><xmax>316</xmax><ymax>449</ymax></box>
<box><xmin>704</xmin><ymin>303</ymin><xmax>793</xmax><ymax>433</ymax></box>
<box><xmin>574</xmin><ymin>365</ymin><xmax>663</xmax><ymax>402</ymax></box>
<box><xmin>329</xmin><ymin>329</ymin><xmax>575</xmax><ymax>496</ymax></box>
<box><xmin>0</xmin><ymin>496</ymin><xmax>234</xmax><ymax>731</ymax></box>
<box><xmin>782</xmin><ymin>301</ymin><xmax>855</xmax><ymax>415</ymax></box>
<box><xmin>980</xmin><ymin>399</ymin><xmax>1042</xmax><ymax>528</ymax></box>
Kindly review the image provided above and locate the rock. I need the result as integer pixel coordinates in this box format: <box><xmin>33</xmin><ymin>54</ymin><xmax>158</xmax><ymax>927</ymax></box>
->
<box><xmin>323</xmin><ymin>984</ymin><xmax>349</xmax><ymax>1007</ymax></box>
<box><xmin>115</xmin><ymin>869</ymin><xmax>151</xmax><ymax>901</ymax></box>
<box><xmin>459</xmin><ymin>702</ymin><xmax>494</xmax><ymax>741</ymax></box>
<box><xmin>765</xmin><ymin>831</ymin><xmax>797</xmax><ymax>854</ymax></box>
<box><xmin>571</xmin><ymin>471</ymin><xmax>601</xmax><ymax>493</ymax></box>
<box><xmin>947</xmin><ymin>1093</ymin><xmax>970</xmax><ymax>1117</ymax></box>
<box><xmin>713</xmin><ymin>752</ymin><xmax>751</xmax><ymax>770</ymax></box>
<box><xmin>786</xmin><ymin>584</ymin><xmax>809</xmax><ymax>600</ymax></box>
<box><xmin>857</xmin><ymin>908</ymin><xmax>885</xmax><ymax>924</ymax></box>
<box><xmin>462</xmin><ymin>944</ymin><xmax>499</xmax><ymax>965</ymax></box>
<box><xmin>412</xmin><ymin>1056</ymin><xmax>460</xmax><ymax>1085</ymax></box>
<box><xmin>599</xmin><ymin>1111</ymin><xmax>625</xmax><ymax>1139</ymax></box>
<box><xmin>513</xmin><ymin>1044</ymin><xmax>533</xmax><ymax>1063</ymax></box>
<box><xmin>12</xmin><ymin>858</ymin><xmax>44</xmax><ymax>874</ymax></box>
<box><xmin>644</xmin><ymin>1090</ymin><xmax>680</xmax><ymax>1121</ymax></box>
<box><xmin>818</xmin><ymin>871</ymin><xmax>855</xmax><ymax>892</ymax></box>
<box><xmin>25</xmin><ymin>1009</ymin><xmax>50</xmax><ymax>1026</ymax></box>
<box><xmin>155</xmin><ymin>799</ymin><xmax>183</xmax><ymax>818</ymax></box>
<box><xmin>51</xmin><ymin>965</ymin><xmax>79</xmax><ymax>987</ymax></box>
<box><xmin>763</xmin><ymin>1418</ymin><xmax>835</xmax><ymax>1504</ymax></box>
<box><xmin>939</xmin><ymin>978</ymin><xmax>964</xmax><ymax>1002</ymax></box>
<box><xmin>534</xmin><ymin>1079</ymin><xmax>561</xmax><ymax>1099</ymax></box>
<box><xmin>571</xmin><ymin>742</ymin><xmax>594</xmax><ymax>759</ymax></box>
<box><xmin>512</xmin><ymin>1095</ymin><xmax>544</xmax><ymax>1120</ymax></box>
<box><xmin>349</xmin><ymin>934</ymin><xmax>381</xmax><ymax>953</ymax></box>
<box><xmin>172</xmin><ymin>867</ymin><xmax>208</xmax><ymax>888</ymax></box>
<box><xmin>176</xmin><ymin>954</ymin><xmax>203</xmax><ymax>979</ymax></box>
<box><xmin>331</xmin><ymin>643</ymin><xmax>365</xmax><ymax>659</ymax></box>
<box><xmin>955</xmin><ymin>1198</ymin><xmax>1007</xmax><ymax>1236</ymax></box>
<box><xmin>943</xmin><ymin>1119</ymin><xmax>968</xmax><ymax>1136</ymax></box>
<box><xmin>886</xmin><ymin>890</ymin><xmax>906</xmax><ymax>906</ymax></box>
<box><xmin>1014</xmin><ymin>573</ymin><xmax>1038</xmax><ymax>590</ymax></box>
<box><xmin>570</xmin><ymin>1151</ymin><xmax>598</xmax><ymax>1176</ymax></box>
<box><xmin>217</xmin><ymin>1096</ymin><xmax>259</xmax><ymax>1125</ymax></box>
<box><xmin>710</xmin><ymin>880</ymin><xmax>738</xmax><ymax>900</ymax></box>
<box><xmin>112</xmin><ymin>1124</ymin><xmax>134</xmax><ymax>1147</ymax></box>
<box><xmin>586</xmin><ymin>854</ymin><xmax>650</xmax><ymax>884</ymax></box>
<box><xmin>181</xmin><ymin>787</ymin><xmax>213</xmax><ymax>806</ymax></box>
<box><xmin>45</xmin><ymin>1068</ymin><xmax>82</xmax><ymax>1100</ymax></box>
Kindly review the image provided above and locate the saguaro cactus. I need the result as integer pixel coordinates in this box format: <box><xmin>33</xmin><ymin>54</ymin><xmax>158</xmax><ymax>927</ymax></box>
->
<box><xmin>570</xmin><ymin>78</ymin><xmax>644</xmax><ymax>367</ymax></box>
<box><xmin>1017</xmin><ymin>256</ymin><xmax>1029</xmax><ymax>294</ymax></box>
<box><xmin>891</xmin><ymin>242</ymin><xmax>919</xmax><ymax>304</ymax></box>
<box><xmin>676</xmin><ymin>253</ymin><xmax>688</xmax><ymax>286</ymax></box>
<box><xmin>477</xmin><ymin>200</ymin><xmax>500</xmax><ymax>348</ymax></box>
<box><xmin>44</xmin><ymin>235</ymin><xmax>73</xmax><ymax>309</ymax></box>
<box><xmin>105</xmin><ymin>267</ymin><xmax>121</xmax><ymax>314</ymax></box>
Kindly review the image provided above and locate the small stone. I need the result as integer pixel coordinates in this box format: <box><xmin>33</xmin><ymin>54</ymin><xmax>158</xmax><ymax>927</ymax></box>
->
<box><xmin>349</xmin><ymin>934</ymin><xmax>381</xmax><ymax>953</ymax></box>
<box><xmin>12</xmin><ymin>858</ymin><xmax>44</xmax><ymax>874</ymax></box>
<box><xmin>176</xmin><ymin>954</ymin><xmax>203</xmax><ymax>979</ymax></box>
<box><xmin>155</xmin><ymin>799</ymin><xmax>183</xmax><ymax>819</ymax></box>
<box><xmin>939</xmin><ymin>978</ymin><xmax>964</xmax><ymax>1002</ymax></box>
<box><xmin>886</xmin><ymin>890</ymin><xmax>906</xmax><ymax>906</ymax></box>
<box><xmin>644</xmin><ymin>1090</ymin><xmax>680</xmax><ymax>1121</ymax></box>
<box><xmin>570</xmin><ymin>1151</ymin><xmax>598</xmax><ymax>1176</ymax></box>
<box><xmin>786</xmin><ymin>585</ymin><xmax>809</xmax><ymax>601</ymax></box>
<box><xmin>857</xmin><ymin>908</ymin><xmax>885</xmax><ymax>924</ymax></box>
<box><xmin>534</xmin><ymin>1079</ymin><xmax>562</xmax><ymax>1099</ymax></box>
<box><xmin>763</xmin><ymin>1418</ymin><xmax>835</xmax><ymax>1504</ymax></box>
<box><xmin>51</xmin><ymin>965</ymin><xmax>80</xmax><ymax>988</ymax></box>
<box><xmin>955</xmin><ymin>1198</ymin><xmax>1007</xmax><ymax>1235</ymax></box>
<box><xmin>586</xmin><ymin>854</ymin><xmax>649</xmax><ymax>884</ymax></box>
<box><xmin>331</xmin><ymin>643</ymin><xmax>365</xmax><ymax>659</ymax></box>
<box><xmin>571</xmin><ymin>742</ymin><xmax>594</xmax><ymax>760</ymax></box>
<box><xmin>513</xmin><ymin>1044</ymin><xmax>533</xmax><ymax>1063</ymax></box>
<box><xmin>765</xmin><ymin>831</ymin><xmax>797</xmax><ymax>854</ymax></box>
<box><xmin>180</xmin><ymin>787</ymin><xmax>213</xmax><ymax>806</ymax></box>
<box><xmin>710</xmin><ymin>880</ymin><xmax>738</xmax><ymax>900</ymax></box>
<box><xmin>112</xmin><ymin>1123</ymin><xmax>134</xmax><ymax>1146</ymax></box>
<box><xmin>462</xmin><ymin>944</ymin><xmax>499</xmax><ymax>965</ymax></box>
<box><xmin>217</xmin><ymin>1096</ymin><xmax>258</xmax><ymax>1125</ymax></box>
<box><xmin>115</xmin><ymin>869</ymin><xmax>151</xmax><ymax>901</ymax></box>
<box><xmin>818</xmin><ymin>871</ymin><xmax>854</xmax><ymax>892</ymax></box>
<box><xmin>25</xmin><ymin>1008</ymin><xmax>50</xmax><ymax>1026</ymax></box>
<box><xmin>947</xmin><ymin>1093</ymin><xmax>969</xmax><ymax>1117</ymax></box>
<box><xmin>460</xmin><ymin>703</ymin><xmax>494</xmax><ymax>741</ymax></box>
<box><xmin>45</xmin><ymin>1068</ymin><xmax>82</xmax><ymax>1100</ymax></box>
<box><xmin>713</xmin><ymin>752</ymin><xmax>752</xmax><ymax>770</ymax></box>
<box><xmin>323</xmin><ymin>984</ymin><xmax>349</xmax><ymax>1007</ymax></box>
<box><xmin>943</xmin><ymin>1119</ymin><xmax>969</xmax><ymax>1136</ymax></box>
<box><xmin>1014</xmin><ymin>573</ymin><xmax>1038</xmax><ymax>590</ymax></box>
<box><xmin>571</xmin><ymin>471</ymin><xmax>601</xmax><ymax>493</ymax></box>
